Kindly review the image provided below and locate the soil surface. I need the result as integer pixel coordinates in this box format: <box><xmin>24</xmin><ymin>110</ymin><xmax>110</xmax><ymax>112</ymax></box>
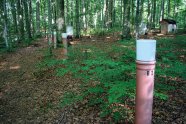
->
<box><xmin>0</xmin><ymin>38</ymin><xmax>82</xmax><ymax>123</ymax></box>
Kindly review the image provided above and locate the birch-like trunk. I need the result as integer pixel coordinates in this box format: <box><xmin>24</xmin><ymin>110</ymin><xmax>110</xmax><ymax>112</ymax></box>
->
<box><xmin>75</xmin><ymin>0</ymin><xmax>80</xmax><ymax>38</ymax></box>
<box><xmin>23</xmin><ymin>0</ymin><xmax>32</xmax><ymax>40</ymax></box>
<box><xmin>3</xmin><ymin>0</ymin><xmax>9</xmax><ymax>48</ymax></box>
<box><xmin>136</xmin><ymin>0</ymin><xmax>140</xmax><ymax>39</ymax></box>
<box><xmin>17</xmin><ymin>0</ymin><xmax>24</xmax><ymax>41</ymax></box>
<box><xmin>36</xmin><ymin>0</ymin><xmax>40</xmax><ymax>35</ymax></box>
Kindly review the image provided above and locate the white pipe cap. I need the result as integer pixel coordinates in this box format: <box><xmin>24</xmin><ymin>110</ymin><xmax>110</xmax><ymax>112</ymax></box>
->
<box><xmin>136</xmin><ymin>39</ymin><xmax>156</xmax><ymax>61</ymax></box>
<box><xmin>62</xmin><ymin>33</ymin><xmax>67</xmax><ymax>38</ymax></box>
<box><xmin>66</xmin><ymin>26</ymin><xmax>73</xmax><ymax>36</ymax></box>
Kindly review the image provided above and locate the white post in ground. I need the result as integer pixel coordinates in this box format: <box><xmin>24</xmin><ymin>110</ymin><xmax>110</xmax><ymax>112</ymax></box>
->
<box><xmin>66</xmin><ymin>26</ymin><xmax>73</xmax><ymax>37</ymax></box>
<box><xmin>135</xmin><ymin>39</ymin><xmax>156</xmax><ymax>124</ymax></box>
<box><xmin>62</xmin><ymin>33</ymin><xmax>68</xmax><ymax>58</ymax></box>
<box><xmin>53</xmin><ymin>30</ymin><xmax>57</xmax><ymax>49</ymax></box>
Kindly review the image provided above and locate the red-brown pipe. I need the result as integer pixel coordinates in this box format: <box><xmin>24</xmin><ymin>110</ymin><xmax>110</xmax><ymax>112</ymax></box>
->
<box><xmin>135</xmin><ymin>60</ymin><xmax>156</xmax><ymax>124</ymax></box>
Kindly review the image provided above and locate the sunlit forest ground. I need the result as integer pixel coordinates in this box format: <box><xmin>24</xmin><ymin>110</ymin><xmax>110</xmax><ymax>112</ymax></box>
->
<box><xmin>0</xmin><ymin>34</ymin><xmax>186</xmax><ymax>123</ymax></box>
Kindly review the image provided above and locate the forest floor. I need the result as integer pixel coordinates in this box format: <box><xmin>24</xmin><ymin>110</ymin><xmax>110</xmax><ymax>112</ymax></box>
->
<box><xmin>0</xmin><ymin>38</ymin><xmax>79</xmax><ymax>123</ymax></box>
<box><xmin>0</xmin><ymin>34</ymin><xmax>186</xmax><ymax>123</ymax></box>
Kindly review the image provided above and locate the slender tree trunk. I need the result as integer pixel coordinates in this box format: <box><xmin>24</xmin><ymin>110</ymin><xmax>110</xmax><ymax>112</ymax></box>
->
<box><xmin>103</xmin><ymin>0</ymin><xmax>107</xmax><ymax>28</ymax></box>
<box><xmin>66</xmin><ymin>0</ymin><xmax>69</xmax><ymax>25</ymax></box>
<box><xmin>174</xmin><ymin>0</ymin><xmax>178</xmax><ymax>20</ymax></box>
<box><xmin>36</xmin><ymin>0</ymin><xmax>40</xmax><ymax>35</ymax></box>
<box><xmin>56</xmin><ymin>0</ymin><xmax>65</xmax><ymax>31</ymax></box>
<box><xmin>152</xmin><ymin>0</ymin><xmax>156</xmax><ymax>28</ymax></box>
<box><xmin>109</xmin><ymin>0</ymin><xmax>113</xmax><ymax>28</ymax></box>
<box><xmin>3</xmin><ymin>0</ymin><xmax>9</xmax><ymax>48</ymax></box>
<box><xmin>122</xmin><ymin>0</ymin><xmax>130</xmax><ymax>39</ymax></box>
<box><xmin>167</xmin><ymin>0</ymin><xmax>171</xmax><ymax>17</ymax></box>
<box><xmin>101</xmin><ymin>0</ymin><xmax>104</xmax><ymax>30</ymax></box>
<box><xmin>136</xmin><ymin>0</ymin><xmax>140</xmax><ymax>39</ymax></box>
<box><xmin>23</xmin><ymin>0</ymin><xmax>32</xmax><ymax>40</ymax></box>
<box><xmin>75</xmin><ymin>0</ymin><xmax>80</xmax><ymax>38</ymax></box>
<box><xmin>70</xmin><ymin>1</ymin><xmax>74</xmax><ymax>26</ymax></box>
<box><xmin>48</xmin><ymin>0</ymin><xmax>52</xmax><ymax>54</ymax></box>
<box><xmin>105</xmin><ymin>0</ymin><xmax>109</xmax><ymax>28</ymax></box>
<box><xmin>29</xmin><ymin>0</ymin><xmax>35</xmax><ymax>37</ymax></box>
<box><xmin>139</xmin><ymin>0</ymin><xmax>144</xmax><ymax>23</ymax></box>
<box><xmin>17</xmin><ymin>0</ymin><xmax>24</xmax><ymax>41</ymax></box>
<box><xmin>185</xmin><ymin>10</ymin><xmax>186</xmax><ymax>31</ymax></box>
<box><xmin>82</xmin><ymin>0</ymin><xmax>86</xmax><ymax>29</ymax></box>
<box><xmin>131</xmin><ymin>0</ymin><xmax>135</xmax><ymax>31</ymax></box>
<box><xmin>43</xmin><ymin>2</ymin><xmax>46</xmax><ymax>37</ymax></box>
<box><xmin>121</xmin><ymin>0</ymin><xmax>123</xmax><ymax>27</ymax></box>
<box><xmin>147</xmin><ymin>0</ymin><xmax>152</xmax><ymax>29</ymax></box>
<box><xmin>11</xmin><ymin>0</ymin><xmax>18</xmax><ymax>37</ymax></box>
<box><xmin>160</xmin><ymin>0</ymin><xmax>164</xmax><ymax>21</ymax></box>
<box><xmin>112</xmin><ymin>0</ymin><xmax>116</xmax><ymax>27</ymax></box>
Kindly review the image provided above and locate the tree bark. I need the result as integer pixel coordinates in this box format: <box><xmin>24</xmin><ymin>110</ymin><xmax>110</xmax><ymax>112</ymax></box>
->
<box><xmin>3</xmin><ymin>0</ymin><xmax>9</xmax><ymax>48</ymax></box>
<box><xmin>23</xmin><ymin>0</ymin><xmax>32</xmax><ymax>40</ymax></box>
<box><xmin>160</xmin><ymin>0</ymin><xmax>164</xmax><ymax>21</ymax></box>
<box><xmin>122</xmin><ymin>0</ymin><xmax>131</xmax><ymax>39</ymax></box>
<box><xmin>10</xmin><ymin>0</ymin><xmax>18</xmax><ymax>37</ymax></box>
<box><xmin>136</xmin><ymin>0</ymin><xmax>140</xmax><ymax>39</ymax></box>
<box><xmin>56</xmin><ymin>0</ymin><xmax>65</xmax><ymax>31</ymax></box>
<box><xmin>152</xmin><ymin>0</ymin><xmax>156</xmax><ymax>28</ymax></box>
<box><xmin>75</xmin><ymin>0</ymin><xmax>80</xmax><ymax>38</ymax></box>
<box><xmin>29</xmin><ymin>0</ymin><xmax>35</xmax><ymax>37</ymax></box>
<box><xmin>167</xmin><ymin>0</ymin><xmax>171</xmax><ymax>17</ymax></box>
<box><xmin>17</xmin><ymin>0</ymin><xmax>24</xmax><ymax>41</ymax></box>
<box><xmin>147</xmin><ymin>0</ymin><xmax>152</xmax><ymax>29</ymax></box>
<box><xmin>36</xmin><ymin>0</ymin><xmax>40</xmax><ymax>35</ymax></box>
<box><xmin>82</xmin><ymin>0</ymin><xmax>86</xmax><ymax>29</ymax></box>
<box><xmin>48</xmin><ymin>0</ymin><xmax>52</xmax><ymax>55</ymax></box>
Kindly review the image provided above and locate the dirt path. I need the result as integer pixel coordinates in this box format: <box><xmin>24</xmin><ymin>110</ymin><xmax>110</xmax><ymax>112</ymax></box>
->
<box><xmin>0</xmin><ymin>38</ymin><xmax>81</xmax><ymax>123</ymax></box>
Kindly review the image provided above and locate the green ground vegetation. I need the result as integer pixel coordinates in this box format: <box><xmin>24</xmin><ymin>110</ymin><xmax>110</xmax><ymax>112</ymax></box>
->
<box><xmin>37</xmin><ymin>35</ymin><xmax>186</xmax><ymax>123</ymax></box>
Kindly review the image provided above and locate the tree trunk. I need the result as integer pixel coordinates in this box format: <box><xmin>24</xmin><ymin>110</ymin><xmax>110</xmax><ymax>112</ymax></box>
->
<box><xmin>112</xmin><ymin>0</ymin><xmax>116</xmax><ymax>27</ymax></box>
<box><xmin>29</xmin><ymin>0</ymin><xmax>35</xmax><ymax>37</ymax></box>
<box><xmin>17</xmin><ymin>0</ymin><xmax>24</xmax><ymax>41</ymax></box>
<box><xmin>160</xmin><ymin>0</ymin><xmax>164</xmax><ymax>21</ymax></box>
<box><xmin>48</xmin><ymin>0</ymin><xmax>52</xmax><ymax>54</ymax></box>
<box><xmin>3</xmin><ymin>0</ymin><xmax>9</xmax><ymax>48</ymax></box>
<box><xmin>131</xmin><ymin>0</ymin><xmax>135</xmax><ymax>31</ymax></box>
<box><xmin>122</xmin><ymin>0</ymin><xmax>131</xmax><ymax>39</ymax></box>
<box><xmin>147</xmin><ymin>0</ymin><xmax>152</xmax><ymax>29</ymax></box>
<box><xmin>66</xmin><ymin>0</ymin><xmax>69</xmax><ymax>25</ymax></box>
<box><xmin>70</xmin><ymin>1</ymin><xmax>74</xmax><ymax>26</ymax></box>
<box><xmin>136</xmin><ymin>0</ymin><xmax>140</xmax><ymax>39</ymax></box>
<box><xmin>75</xmin><ymin>0</ymin><xmax>80</xmax><ymax>38</ymax></box>
<box><xmin>105</xmin><ymin>0</ymin><xmax>109</xmax><ymax>28</ymax></box>
<box><xmin>167</xmin><ymin>0</ymin><xmax>171</xmax><ymax>17</ymax></box>
<box><xmin>152</xmin><ymin>0</ymin><xmax>156</xmax><ymax>28</ymax></box>
<box><xmin>121</xmin><ymin>0</ymin><xmax>123</xmax><ymax>27</ymax></box>
<box><xmin>23</xmin><ymin>0</ymin><xmax>32</xmax><ymax>40</ymax></box>
<box><xmin>36</xmin><ymin>0</ymin><xmax>40</xmax><ymax>35</ymax></box>
<box><xmin>109</xmin><ymin>0</ymin><xmax>113</xmax><ymax>28</ymax></box>
<box><xmin>139</xmin><ymin>0</ymin><xmax>144</xmax><ymax>23</ymax></box>
<box><xmin>56</xmin><ymin>0</ymin><xmax>65</xmax><ymax>31</ymax></box>
<box><xmin>82</xmin><ymin>0</ymin><xmax>86</xmax><ymax>29</ymax></box>
<box><xmin>174</xmin><ymin>0</ymin><xmax>178</xmax><ymax>20</ymax></box>
<box><xmin>10</xmin><ymin>0</ymin><xmax>18</xmax><ymax>37</ymax></box>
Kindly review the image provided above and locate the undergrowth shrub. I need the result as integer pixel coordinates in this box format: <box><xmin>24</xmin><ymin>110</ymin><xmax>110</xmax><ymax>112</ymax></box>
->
<box><xmin>38</xmin><ymin>36</ymin><xmax>186</xmax><ymax>123</ymax></box>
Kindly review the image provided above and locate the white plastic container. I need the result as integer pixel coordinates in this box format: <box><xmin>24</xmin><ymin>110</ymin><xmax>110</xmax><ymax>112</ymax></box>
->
<box><xmin>62</xmin><ymin>33</ymin><xmax>67</xmax><ymax>38</ymax></box>
<box><xmin>66</xmin><ymin>26</ymin><xmax>73</xmax><ymax>36</ymax></box>
<box><xmin>136</xmin><ymin>39</ymin><xmax>156</xmax><ymax>61</ymax></box>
